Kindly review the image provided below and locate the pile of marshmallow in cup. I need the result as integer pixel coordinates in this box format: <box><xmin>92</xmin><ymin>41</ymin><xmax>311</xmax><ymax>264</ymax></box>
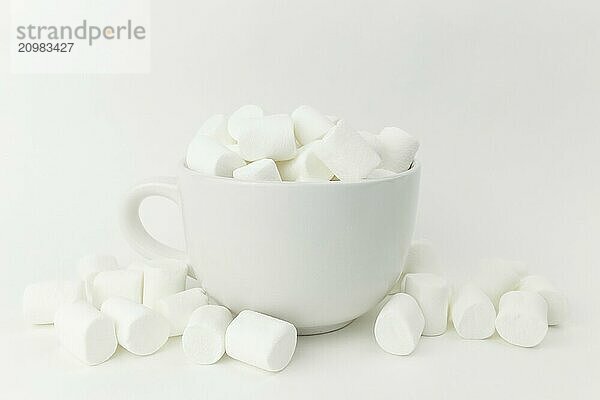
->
<box><xmin>23</xmin><ymin>105</ymin><xmax>567</xmax><ymax>372</ymax></box>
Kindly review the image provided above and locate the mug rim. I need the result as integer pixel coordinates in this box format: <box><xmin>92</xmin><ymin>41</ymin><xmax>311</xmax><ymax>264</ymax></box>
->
<box><xmin>180</xmin><ymin>159</ymin><xmax>420</xmax><ymax>186</ymax></box>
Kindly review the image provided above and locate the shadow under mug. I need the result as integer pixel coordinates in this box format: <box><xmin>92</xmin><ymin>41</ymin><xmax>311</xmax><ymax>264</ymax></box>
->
<box><xmin>121</xmin><ymin>161</ymin><xmax>420</xmax><ymax>334</ymax></box>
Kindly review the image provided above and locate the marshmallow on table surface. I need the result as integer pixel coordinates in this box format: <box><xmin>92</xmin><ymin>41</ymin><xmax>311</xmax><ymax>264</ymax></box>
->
<box><xmin>403</xmin><ymin>273</ymin><xmax>449</xmax><ymax>336</ymax></box>
<box><xmin>101</xmin><ymin>297</ymin><xmax>169</xmax><ymax>355</ymax></box>
<box><xmin>54</xmin><ymin>302</ymin><xmax>117</xmax><ymax>365</ymax></box>
<box><xmin>133</xmin><ymin>259</ymin><xmax>188</xmax><ymax>309</ymax></box>
<box><xmin>182</xmin><ymin>305</ymin><xmax>233</xmax><ymax>364</ymax></box>
<box><xmin>233</xmin><ymin>159</ymin><xmax>282</xmax><ymax>182</ymax></box>
<box><xmin>366</xmin><ymin>169</ymin><xmax>396</xmax><ymax>179</ymax></box>
<box><xmin>291</xmin><ymin>105</ymin><xmax>335</xmax><ymax>145</ymax></box>
<box><xmin>77</xmin><ymin>254</ymin><xmax>119</xmax><ymax>303</ymax></box>
<box><xmin>227</xmin><ymin>104</ymin><xmax>264</xmax><ymax>140</ymax></box>
<box><xmin>451</xmin><ymin>284</ymin><xmax>496</xmax><ymax>340</ymax></box>
<box><xmin>237</xmin><ymin>114</ymin><xmax>297</xmax><ymax>161</ymax></box>
<box><xmin>374</xmin><ymin>293</ymin><xmax>425</xmax><ymax>355</ymax></box>
<box><xmin>518</xmin><ymin>275</ymin><xmax>567</xmax><ymax>326</ymax></box>
<box><xmin>313</xmin><ymin>120</ymin><xmax>381</xmax><ymax>181</ymax></box>
<box><xmin>376</xmin><ymin>127</ymin><xmax>419</xmax><ymax>173</ymax></box>
<box><xmin>186</xmin><ymin>135</ymin><xmax>246</xmax><ymax>177</ymax></box>
<box><xmin>495</xmin><ymin>291</ymin><xmax>548</xmax><ymax>348</ymax></box>
<box><xmin>92</xmin><ymin>269</ymin><xmax>143</xmax><ymax>308</ymax></box>
<box><xmin>276</xmin><ymin>141</ymin><xmax>334</xmax><ymax>181</ymax></box>
<box><xmin>156</xmin><ymin>288</ymin><xmax>209</xmax><ymax>336</ymax></box>
<box><xmin>23</xmin><ymin>280</ymin><xmax>85</xmax><ymax>324</ymax></box>
<box><xmin>197</xmin><ymin>114</ymin><xmax>235</xmax><ymax>145</ymax></box>
<box><xmin>389</xmin><ymin>239</ymin><xmax>439</xmax><ymax>294</ymax></box>
<box><xmin>226</xmin><ymin>310</ymin><xmax>297</xmax><ymax>372</ymax></box>
<box><xmin>473</xmin><ymin>259</ymin><xmax>523</xmax><ymax>308</ymax></box>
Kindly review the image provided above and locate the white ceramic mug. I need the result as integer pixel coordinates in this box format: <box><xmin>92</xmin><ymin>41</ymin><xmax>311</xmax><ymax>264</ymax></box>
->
<box><xmin>121</xmin><ymin>161</ymin><xmax>420</xmax><ymax>334</ymax></box>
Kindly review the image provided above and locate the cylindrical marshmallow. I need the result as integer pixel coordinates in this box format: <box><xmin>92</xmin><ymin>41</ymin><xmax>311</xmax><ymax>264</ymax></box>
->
<box><xmin>155</xmin><ymin>288</ymin><xmax>209</xmax><ymax>336</ymax></box>
<box><xmin>473</xmin><ymin>259</ymin><xmax>523</xmax><ymax>308</ymax></box>
<box><xmin>92</xmin><ymin>269</ymin><xmax>143</xmax><ymax>308</ymax></box>
<box><xmin>225</xmin><ymin>310</ymin><xmax>297</xmax><ymax>372</ymax></box>
<box><xmin>23</xmin><ymin>280</ymin><xmax>85</xmax><ymax>324</ymax></box>
<box><xmin>186</xmin><ymin>134</ymin><xmax>246</xmax><ymax>177</ymax></box>
<box><xmin>237</xmin><ymin>114</ymin><xmax>297</xmax><ymax>161</ymax></box>
<box><xmin>291</xmin><ymin>105</ymin><xmax>335</xmax><ymax>145</ymax></box>
<box><xmin>390</xmin><ymin>239</ymin><xmax>440</xmax><ymax>294</ymax></box>
<box><xmin>77</xmin><ymin>254</ymin><xmax>119</xmax><ymax>303</ymax></box>
<box><xmin>495</xmin><ymin>291</ymin><xmax>548</xmax><ymax>348</ymax></box>
<box><xmin>233</xmin><ymin>159</ymin><xmax>282</xmax><ymax>182</ymax></box>
<box><xmin>451</xmin><ymin>284</ymin><xmax>496</xmax><ymax>340</ymax></box>
<box><xmin>227</xmin><ymin>104</ymin><xmax>264</xmax><ymax>140</ymax></box>
<box><xmin>276</xmin><ymin>141</ymin><xmax>333</xmax><ymax>181</ymax></box>
<box><xmin>54</xmin><ymin>302</ymin><xmax>117</xmax><ymax>365</ymax></box>
<box><xmin>136</xmin><ymin>259</ymin><xmax>188</xmax><ymax>309</ymax></box>
<box><xmin>377</xmin><ymin>127</ymin><xmax>419</xmax><ymax>173</ymax></box>
<box><xmin>403</xmin><ymin>273</ymin><xmax>449</xmax><ymax>336</ymax></box>
<box><xmin>517</xmin><ymin>275</ymin><xmax>567</xmax><ymax>326</ymax></box>
<box><xmin>374</xmin><ymin>293</ymin><xmax>425</xmax><ymax>355</ymax></box>
<box><xmin>182</xmin><ymin>305</ymin><xmax>233</xmax><ymax>364</ymax></box>
<box><xmin>198</xmin><ymin>114</ymin><xmax>235</xmax><ymax>145</ymax></box>
<box><xmin>313</xmin><ymin>120</ymin><xmax>381</xmax><ymax>181</ymax></box>
<box><xmin>100</xmin><ymin>297</ymin><xmax>170</xmax><ymax>355</ymax></box>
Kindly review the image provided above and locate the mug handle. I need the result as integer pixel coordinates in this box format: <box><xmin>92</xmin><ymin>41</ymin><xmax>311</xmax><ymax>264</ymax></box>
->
<box><xmin>120</xmin><ymin>177</ymin><xmax>192</xmax><ymax>275</ymax></box>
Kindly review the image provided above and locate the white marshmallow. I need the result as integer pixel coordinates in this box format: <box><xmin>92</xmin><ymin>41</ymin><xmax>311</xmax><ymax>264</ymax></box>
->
<box><xmin>233</xmin><ymin>159</ymin><xmax>282</xmax><ymax>182</ymax></box>
<box><xmin>225</xmin><ymin>143</ymin><xmax>241</xmax><ymax>156</ymax></box>
<box><xmin>92</xmin><ymin>269</ymin><xmax>143</xmax><ymax>308</ymax></box>
<box><xmin>390</xmin><ymin>239</ymin><xmax>440</xmax><ymax>294</ymax></box>
<box><xmin>313</xmin><ymin>120</ymin><xmax>381</xmax><ymax>181</ymax></box>
<box><xmin>225</xmin><ymin>310</ymin><xmax>297</xmax><ymax>372</ymax></box>
<box><xmin>276</xmin><ymin>141</ymin><xmax>334</xmax><ymax>181</ymax></box>
<box><xmin>358</xmin><ymin>130</ymin><xmax>382</xmax><ymax>153</ymax></box>
<box><xmin>198</xmin><ymin>114</ymin><xmax>235</xmax><ymax>145</ymax></box>
<box><xmin>227</xmin><ymin>104</ymin><xmax>264</xmax><ymax>140</ymax></box>
<box><xmin>54</xmin><ymin>302</ymin><xmax>117</xmax><ymax>365</ymax></box>
<box><xmin>23</xmin><ymin>280</ymin><xmax>85</xmax><ymax>324</ymax></box>
<box><xmin>291</xmin><ymin>105</ymin><xmax>335</xmax><ymax>145</ymax></box>
<box><xmin>366</xmin><ymin>169</ymin><xmax>396</xmax><ymax>179</ymax></box>
<box><xmin>403</xmin><ymin>273</ymin><xmax>449</xmax><ymax>336</ymax></box>
<box><xmin>374</xmin><ymin>293</ymin><xmax>425</xmax><ymax>355</ymax></box>
<box><xmin>155</xmin><ymin>288</ymin><xmax>209</xmax><ymax>336</ymax></box>
<box><xmin>186</xmin><ymin>135</ymin><xmax>246</xmax><ymax>177</ymax></box>
<box><xmin>100</xmin><ymin>297</ymin><xmax>169</xmax><ymax>355</ymax></box>
<box><xmin>473</xmin><ymin>259</ymin><xmax>523</xmax><ymax>308</ymax></box>
<box><xmin>137</xmin><ymin>259</ymin><xmax>188</xmax><ymax>309</ymax></box>
<box><xmin>237</xmin><ymin>114</ymin><xmax>297</xmax><ymax>161</ymax></box>
<box><xmin>185</xmin><ymin>276</ymin><xmax>204</xmax><ymax>290</ymax></box>
<box><xmin>377</xmin><ymin>127</ymin><xmax>419</xmax><ymax>172</ymax></box>
<box><xmin>518</xmin><ymin>275</ymin><xmax>567</xmax><ymax>326</ymax></box>
<box><xmin>495</xmin><ymin>291</ymin><xmax>548</xmax><ymax>348</ymax></box>
<box><xmin>77</xmin><ymin>255</ymin><xmax>119</xmax><ymax>303</ymax></box>
<box><xmin>182</xmin><ymin>305</ymin><xmax>233</xmax><ymax>364</ymax></box>
<box><xmin>451</xmin><ymin>284</ymin><xmax>496</xmax><ymax>340</ymax></box>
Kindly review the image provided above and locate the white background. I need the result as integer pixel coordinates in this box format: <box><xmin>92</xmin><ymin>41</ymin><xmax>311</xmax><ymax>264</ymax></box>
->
<box><xmin>1</xmin><ymin>0</ymin><xmax>599</xmax><ymax>398</ymax></box>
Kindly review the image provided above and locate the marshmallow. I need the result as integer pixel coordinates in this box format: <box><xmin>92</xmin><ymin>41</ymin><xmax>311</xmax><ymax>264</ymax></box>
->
<box><xmin>77</xmin><ymin>255</ymin><xmax>119</xmax><ymax>303</ymax></box>
<box><xmin>182</xmin><ymin>305</ymin><xmax>233</xmax><ymax>364</ymax></box>
<box><xmin>366</xmin><ymin>169</ymin><xmax>396</xmax><ymax>179</ymax></box>
<box><xmin>451</xmin><ymin>284</ymin><xmax>496</xmax><ymax>340</ymax></box>
<box><xmin>225</xmin><ymin>144</ymin><xmax>241</xmax><ymax>156</ymax></box>
<box><xmin>403</xmin><ymin>273</ymin><xmax>449</xmax><ymax>336</ymax></box>
<box><xmin>473</xmin><ymin>259</ymin><xmax>523</xmax><ymax>308</ymax></box>
<box><xmin>390</xmin><ymin>239</ymin><xmax>440</xmax><ymax>294</ymax></box>
<box><xmin>495</xmin><ymin>291</ymin><xmax>548</xmax><ymax>348</ymax></box>
<box><xmin>518</xmin><ymin>275</ymin><xmax>567</xmax><ymax>326</ymax></box>
<box><xmin>198</xmin><ymin>114</ymin><xmax>235</xmax><ymax>145</ymax></box>
<box><xmin>377</xmin><ymin>127</ymin><xmax>419</xmax><ymax>172</ymax></box>
<box><xmin>155</xmin><ymin>288</ymin><xmax>209</xmax><ymax>336</ymax></box>
<box><xmin>54</xmin><ymin>302</ymin><xmax>117</xmax><ymax>365</ymax></box>
<box><xmin>186</xmin><ymin>135</ymin><xmax>246</xmax><ymax>177</ymax></box>
<box><xmin>100</xmin><ymin>297</ymin><xmax>170</xmax><ymax>355</ymax></box>
<box><xmin>237</xmin><ymin>114</ymin><xmax>297</xmax><ymax>161</ymax></box>
<box><xmin>227</xmin><ymin>104</ymin><xmax>264</xmax><ymax>140</ymax></box>
<box><xmin>358</xmin><ymin>130</ymin><xmax>382</xmax><ymax>153</ymax></box>
<box><xmin>313</xmin><ymin>120</ymin><xmax>381</xmax><ymax>181</ymax></box>
<box><xmin>225</xmin><ymin>310</ymin><xmax>297</xmax><ymax>372</ymax></box>
<box><xmin>276</xmin><ymin>141</ymin><xmax>334</xmax><ymax>181</ymax></box>
<box><xmin>233</xmin><ymin>159</ymin><xmax>282</xmax><ymax>182</ymax></box>
<box><xmin>374</xmin><ymin>293</ymin><xmax>425</xmax><ymax>355</ymax></box>
<box><xmin>185</xmin><ymin>276</ymin><xmax>204</xmax><ymax>290</ymax></box>
<box><xmin>291</xmin><ymin>105</ymin><xmax>335</xmax><ymax>145</ymax></box>
<box><xmin>92</xmin><ymin>269</ymin><xmax>143</xmax><ymax>308</ymax></box>
<box><xmin>23</xmin><ymin>280</ymin><xmax>85</xmax><ymax>324</ymax></box>
<box><xmin>137</xmin><ymin>259</ymin><xmax>188</xmax><ymax>309</ymax></box>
